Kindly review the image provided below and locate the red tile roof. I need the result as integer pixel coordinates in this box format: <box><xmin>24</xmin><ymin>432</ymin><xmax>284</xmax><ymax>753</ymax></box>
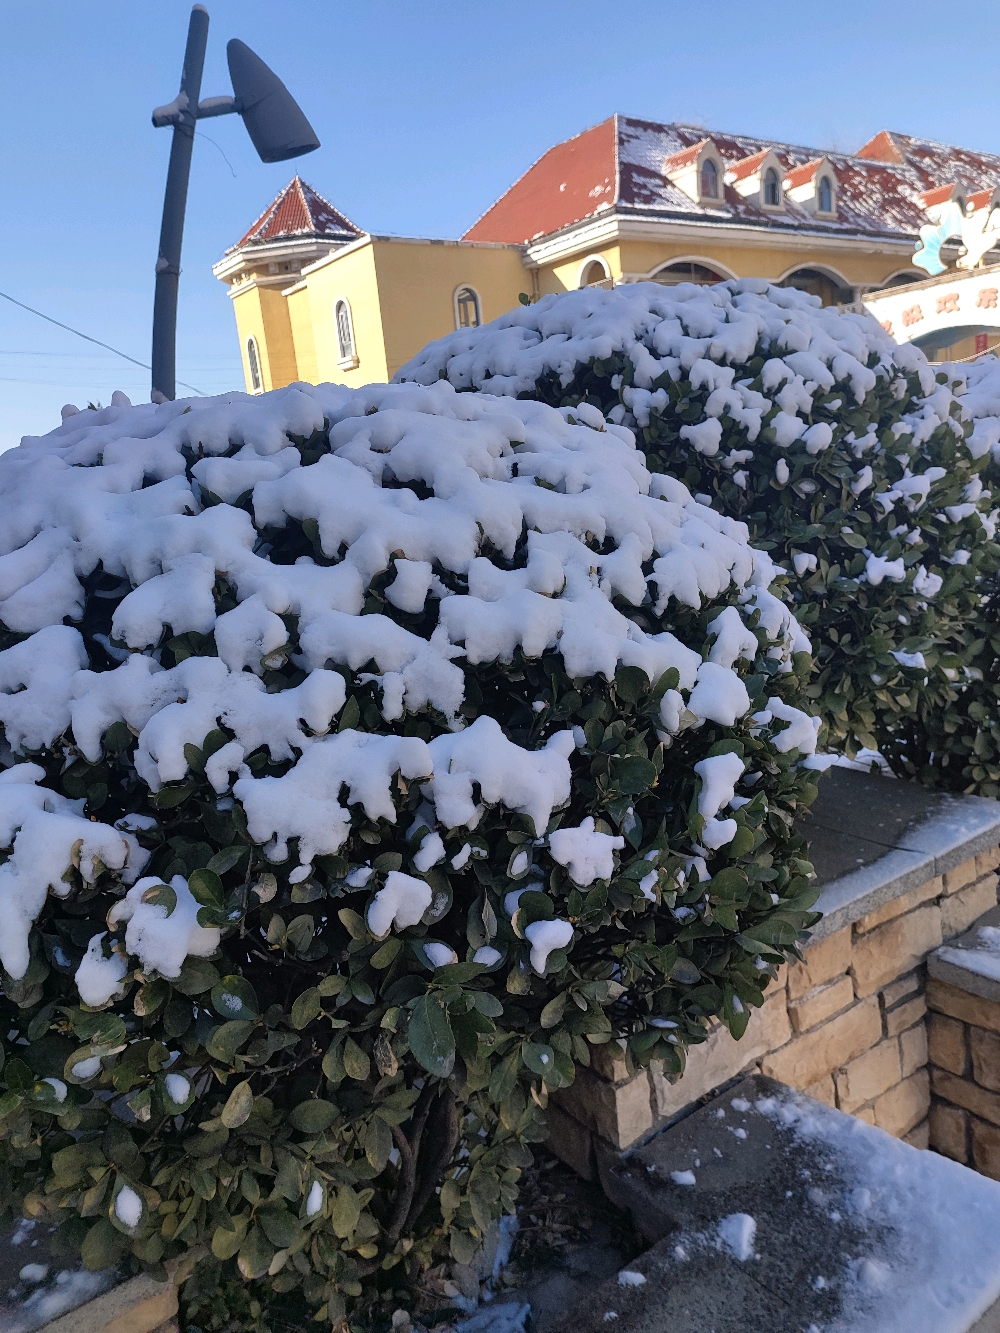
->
<box><xmin>918</xmin><ymin>183</ymin><xmax>963</xmax><ymax>209</ymax></box>
<box><xmin>727</xmin><ymin>148</ymin><xmax>774</xmax><ymax>184</ymax></box>
<box><xmin>461</xmin><ymin>116</ymin><xmax>1000</xmax><ymax>247</ymax></box>
<box><xmin>234</xmin><ymin>177</ymin><xmax>360</xmax><ymax>249</ymax></box>
<box><xmin>784</xmin><ymin>158</ymin><xmax>825</xmax><ymax>189</ymax></box>
<box><xmin>662</xmin><ymin>139</ymin><xmax>713</xmax><ymax>173</ymax></box>
<box><xmin>969</xmin><ymin>187</ymin><xmax>1000</xmax><ymax>211</ymax></box>
<box><xmin>463</xmin><ymin>117</ymin><xmax>617</xmax><ymax>243</ymax></box>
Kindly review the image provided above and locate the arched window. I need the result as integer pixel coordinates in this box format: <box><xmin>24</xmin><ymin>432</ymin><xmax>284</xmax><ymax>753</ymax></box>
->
<box><xmin>818</xmin><ymin>175</ymin><xmax>833</xmax><ymax>214</ymax></box>
<box><xmin>246</xmin><ymin>337</ymin><xmax>262</xmax><ymax>393</ymax></box>
<box><xmin>580</xmin><ymin>260</ymin><xmax>609</xmax><ymax>288</ymax></box>
<box><xmin>335</xmin><ymin>299</ymin><xmax>356</xmax><ymax>365</ymax></box>
<box><xmin>763</xmin><ymin>168</ymin><xmax>781</xmax><ymax>207</ymax></box>
<box><xmin>455</xmin><ymin>286</ymin><xmax>481</xmax><ymax>329</ymax></box>
<box><xmin>700</xmin><ymin>158</ymin><xmax>719</xmax><ymax>199</ymax></box>
<box><xmin>652</xmin><ymin>261</ymin><xmax>726</xmax><ymax>287</ymax></box>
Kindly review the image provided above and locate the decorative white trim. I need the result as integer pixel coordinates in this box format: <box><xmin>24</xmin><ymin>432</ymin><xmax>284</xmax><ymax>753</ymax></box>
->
<box><xmin>524</xmin><ymin>212</ymin><xmax>919</xmax><ymax>268</ymax></box>
<box><xmin>577</xmin><ymin>254</ymin><xmax>612</xmax><ymax>288</ymax></box>
<box><xmin>453</xmin><ymin>283</ymin><xmax>483</xmax><ymax>329</ymax></box>
<box><xmin>646</xmin><ymin>255</ymin><xmax>738</xmax><ymax>283</ymax></box>
<box><xmin>776</xmin><ymin>260</ymin><xmax>853</xmax><ymax>290</ymax></box>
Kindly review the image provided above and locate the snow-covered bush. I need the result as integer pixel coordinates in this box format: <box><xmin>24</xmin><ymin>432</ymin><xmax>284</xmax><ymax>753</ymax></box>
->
<box><xmin>881</xmin><ymin>354</ymin><xmax>1000</xmax><ymax>793</ymax></box>
<box><xmin>0</xmin><ymin>380</ymin><xmax>820</xmax><ymax>1325</ymax></box>
<box><xmin>399</xmin><ymin>282</ymin><xmax>1000</xmax><ymax>766</ymax></box>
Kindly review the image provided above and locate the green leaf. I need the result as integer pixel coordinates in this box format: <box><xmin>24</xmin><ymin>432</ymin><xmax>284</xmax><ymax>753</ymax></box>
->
<box><xmin>540</xmin><ymin>992</ymin><xmax>568</xmax><ymax>1029</ymax></box>
<box><xmin>289</xmin><ymin>1099</ymin><xmax>338</xmax><ymax>1134</ymax></box>
<box><xmin>257</xmin><ymin>1204</ymin><xmax>301</xmax><ymax>1249</ymax></box>
<box><xmin>343</xmin><ymin>1037</ymin><xmax>371</xmax><ymax>1082</ymax></box>
<box><xmin>221</xmin><ymin>1080</ymin><xmax>254</xmax><ymax>1129</ymax></box>
<box><xmin>330</xmin><ymin>1186</ymin><xmax>361</xmax><ymax>1238</ymax></box>
<box><xmin>139</xmin><ymin>882</ymin><xmax>176</xmax><ymax>915</ymax></box>
<box><xmin>207</xmin><ymin>845</ymin><xmax>247</xmax><ymax>876</ymax></box>
<box><xmin>370</xmin><ymin>938</ymin><xmax>401</xmax><ymax>970</ymax></box>
<box><xmin>211</xmin><ymin>976</ymin><xmax>259</xmax><ymax>1022</ymax></box>
<box><xmin>81</xmin><ymin>1218</ymin><xmax>128</xmax><ymax>1271</ymax></box>
<box><xmin>285</xmin><ymin>915</ymin><xmax>315</xmax><ymax>954</ymax></box>
<box><xmin>188</xmin><ymin>868</ymin><xmax>224</xmax><ymax>910</ymax></box>
<box><xmin>173</xmin><ymin>958</ymin><xmax>220</xmax><ymax>995</ymax></box>
<box><xmin>212</xmin><ymin>1214</ymin><xmax>247</xmax><ymax>1260</ymax></box>
<box><xmin>365</xmin><ymin>1116</ymin><xmax>392</xmax><ymax>1172</ymax></box>
<box><xmin>152</xmin><ymin>781</ymin><xmax>197</xmax><ymax>810</ymax></box>
<box><xmin>338</xmin><ymin>908</ymin><xmax>368</xmax><ymax>940</ymax></box>
<box><xmin>613</xmin><ymin>756</ymin><xmax>657</xmax><ymax>794</ymax></box>
<box><xmin>337</xmin><ymin>695</ymin><xmax>361</xmax><ymax>733</ymax></box>
<box><xmin>521</xmin><ymin>1041</ymin><xmax>556</xmax><ymax>1076</ymax></box>
<box><xmin>290</xmin><ymin>988</ymin><xmax>322</xmax><ymax>1030</ymax></box>
<box><xmin>206</xmin><ymin>1021</ymin><xmax>256</xmax><ymax>1063</ymax></box>
<box><xmin>238</xmin><ymin>1224</ymin><xmax>275</xmax><ymax>1280</ymax></box>
<box><xmin>430</xmin><ymin>962</ymin><xmax>486</xmax><ymax>985</ymax></box>
<box><xmin>473</xmin><ymin>991</ymin><xmax>504</xmax><ymax>1018</ymax></box>
<box><xmin>669</xmin><ymin>958</ymin><xmax>701</xmax><ymax>985</ymax></box>
<box><xmin>407</xmin><ymin>995</ymin><xmax>455</xmax><ymax>1077</ymax></box>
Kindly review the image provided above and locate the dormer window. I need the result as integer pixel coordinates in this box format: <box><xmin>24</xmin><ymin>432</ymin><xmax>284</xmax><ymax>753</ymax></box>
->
<box><xmin>784</xmin><ymin>157</ymin><xmax>838</xmax><ymax>217</ymax></box>
<box><xmin>764</xmin><ymin>168</ymin><xmax>781</xmax><ymax>207</ymax></box>
<box><xmin>818</xmin><ymin>175</ymin><xmax>833</xmax><ymax>214</ymax></box>
<box><xmin>727</xmin><ymin>148</ymin><xmax>785</xmax><ymax>211</ymax></box>
<box><xmin>663</xmin><ymin>138</ymin><xmax>726</xmax><ymax>207</ymax></box>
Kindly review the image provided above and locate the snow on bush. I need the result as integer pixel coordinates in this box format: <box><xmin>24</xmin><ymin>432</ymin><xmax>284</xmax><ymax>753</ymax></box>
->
<box><xmin>399</xmin><ymin>281</ymin><xmax>1000</xmax><ymax>769</ymax></box>
<box><xmin>0</xmin><ymin>379</ymin><xmax>820</xmax><ymax>1323</ymax></box>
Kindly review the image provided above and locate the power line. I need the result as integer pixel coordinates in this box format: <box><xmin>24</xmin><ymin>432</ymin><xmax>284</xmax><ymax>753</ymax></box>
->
<box><xmin>0</xmin><ymin>290</ymin><xmax>206</xmax><ymax>397</ymax></box>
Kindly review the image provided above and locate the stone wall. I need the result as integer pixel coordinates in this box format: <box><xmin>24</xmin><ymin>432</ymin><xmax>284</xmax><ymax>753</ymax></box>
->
<box><xmin>549</xmin><ymin>846</ymin><xmax>1000</xmax><ymax>1178</ymax></box>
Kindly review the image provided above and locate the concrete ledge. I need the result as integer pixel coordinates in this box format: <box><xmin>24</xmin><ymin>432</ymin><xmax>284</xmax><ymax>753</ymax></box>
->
<box><xmin>806</xmin><ymin>771</ymin><xmax>1000</xmax><ymax>942</ymax></box>
<box><xmin>40</xmin><ymin>1274</ymin><xmax>177</xmax><ymax>1333</ymax></box>
<box><xmin>929</xmin><ymin>905</ymin><xmax>1000</xmax><ymax>1006</ymax></box>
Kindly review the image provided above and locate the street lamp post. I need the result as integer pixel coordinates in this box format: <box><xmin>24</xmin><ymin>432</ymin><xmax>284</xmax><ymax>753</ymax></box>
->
<box><xmin>150</xmin><ymin>6</ymin><xmax>320</xmax><ymax>402</ymax></box>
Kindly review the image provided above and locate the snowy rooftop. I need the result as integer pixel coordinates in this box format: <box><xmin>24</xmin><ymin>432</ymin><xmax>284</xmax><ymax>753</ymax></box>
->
<box><xmin>462</xmin><ymin>114</ymin><xmax>1000</xmax><ymax>246</ymax></box>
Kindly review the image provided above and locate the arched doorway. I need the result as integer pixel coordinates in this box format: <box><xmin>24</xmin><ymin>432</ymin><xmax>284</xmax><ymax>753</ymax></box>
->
<box><xmin>779</xmin><ymin>267</ymin><xmax>854</xmax><ymax>306</ymax></box>
<box><xmin>580</xmin><ymin>260</ymin><xmax>610</xmax><ymax>288</ymax></box>
<box><xmin>652</xmin><ymin>261</ymin><xmax>727</xmax><ymax>287</ymax></box>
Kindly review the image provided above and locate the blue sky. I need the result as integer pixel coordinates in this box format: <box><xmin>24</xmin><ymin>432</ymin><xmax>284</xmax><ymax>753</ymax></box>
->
<box><xmin>3</xmin><ymin>0</ymin><xmax>1000</xmax><ymax>451</ymax></box>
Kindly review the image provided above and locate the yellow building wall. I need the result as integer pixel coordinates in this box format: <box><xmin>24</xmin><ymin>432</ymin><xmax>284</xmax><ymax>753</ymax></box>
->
<box><xmin>542</xmin><ymin>244</ymin><xmax>623</xmax><ymax>295</ymax></box>
<box><xmin>285</xmin><ymin>285</ymin><xmax>318</xmax><ymax>385</ymax></box>
<box><xmin>370</xmin><ymin>241</ymin><xmax>529</xmax><ymax>379</ymax></box>
<box><xmin>230</xmin><ymin>282</ymin><xmax>298</xmax><ymax>392</ymax></box>
<box><xmin>303</xmin><ymin>242</ymin><xmax>390</xmax><ymax>386</ymax></box>
<box><xmin>613</xmin><ymin>238</ymin><xmax>913</xmax><ymax>291</ymax></box>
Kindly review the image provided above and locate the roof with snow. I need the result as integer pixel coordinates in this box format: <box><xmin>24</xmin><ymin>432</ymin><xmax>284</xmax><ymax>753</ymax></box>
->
<box><xmin>462</xmin><ymin>115</ymin><xmax>1000</xmax><ymax>246</ymax></box>
<box><xmin>231</xmin><ymin>176</ymin><xmax>361</xmax><ymax>251</ymax></box>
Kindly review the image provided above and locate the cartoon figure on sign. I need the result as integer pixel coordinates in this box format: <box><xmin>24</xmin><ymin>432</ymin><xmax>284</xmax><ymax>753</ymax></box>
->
<box><xmin>913</xmin><ymin>200</ymin><xmax>965</xmax><ymax>276</ymax></box>
<box><xmin>958</xmin><ymin>205</ymin><xmax>1000</xmax><ymax>270</ymax></box>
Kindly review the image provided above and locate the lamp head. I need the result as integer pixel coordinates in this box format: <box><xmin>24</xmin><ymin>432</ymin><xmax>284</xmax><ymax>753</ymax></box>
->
<box><xmin>227</xmin><ymin>39</ymin><xmax>320</xmax><ymax>163</ymax></box>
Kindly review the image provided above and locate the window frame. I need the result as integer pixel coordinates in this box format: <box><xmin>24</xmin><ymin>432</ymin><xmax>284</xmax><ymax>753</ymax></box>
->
<box><xmin>246</xmin><ymin>336</ymin><xmax>262</xmax><ymax>394</ymax></box>
<box><xmin>763</xmin><ymin>167</ymin><xmax>781</xmax><ymax>208</ymax></box>
<box><xmin>334</xmin><ymin>298</ymin><xmax>359</xmax><ymax>370</ymax></box>
<box><xmin>700</xmin><ymin>157</ymin><xmax>719</xmax><ymax>200</ymax></box>
<box><xmin>453</xmin><ymin>285</ymin><xmax>483</xmax><ymax>330</ymax></box>
<box><xmin>818</xmin><ymin>175</ymin><xmax>834</xmax><ymax>215</ymax></box>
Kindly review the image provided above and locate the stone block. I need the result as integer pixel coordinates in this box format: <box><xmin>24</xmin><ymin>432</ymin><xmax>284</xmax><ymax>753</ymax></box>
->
<box><xmin>942</xmin><ymin>858</ymin><xmax>977</xmax><ymax>895</ymax></box>
<box><xmin>855</xmin><ymin>875</ymin><xmax>941</xmax><ymax>933</ymax></box>
<box><xmin>787</xmin><ymin>927</ymin><xmax>851</xmax><ymax>1000</ymax></box>
<box><xmin>900</xmin><ymin>1023</ymin><xmax>928</xmax><ymax>1080</ymax></box>
<box><xmin>928</xmin><ymin>977</ymin><xmax>1000</xmax><ymax>1032</ymax></box>
<box><xmin>588</xmin><ymin>1040</ymin><xmax>628</xmax><ymax>1083</ymax></box>
<box><xmin>761</xmin><ymin>995</ymin><xmax>881</xmax><ymax>1088</ymax></box>
<box><xmin>650</xmin><ymin>987</ymin><xmax>790</xmax><ymax>1122</ymax></box>
<box><xmin>973</xmin><ymin>1118</ymin><xmax>1000</xmax><ymax>1182</ymax></box>
<box><xmin>802</xmin><ymin>1074</ymin><xmax>836</xmax><ymax>1107</ymax></box>
<box><xmin>881</xmin><ymin>970</ymin><xmax>923</xmax><ymax>1009</ymax></box>
<box><xmin>854</xmin><ymin>1105</ymin><xmax>876</xmax><ymax>1125</ymax></box>
<box><xmin>978</xmin><ymin>847</ymin><xmax>1000</xmax><ymax>878</ymax></box>
<box><xmin>873</xmin><ymin>1069</ymin><xmax>930</xmax><ymax>1138</ymax></box>
<box><xmin>972</xmin><ymin>1026</ymin><xmax>1000</xmax><ymax>1094</ymax></box>
<box><xmin>43</xmin><ymin>1274</ymin><xmax>177</xmax><ymax>1333</ymax></box>
<box><xmin>928</xmin><ymin>1011</ymin><xmax>969</xmax><ymax>1075</ymax></box>
<box><xmin>929</xmin><ymin>1101</ymin><xmax>969</xmax><ymax>1162</ymax></box>
<box><xmin>788</xmin><ymin>974</ymin><xmax>854</xmax><ymax>1033</ymax></box>
<box><xmin>885</xmin><ymin>993</ymin><xmax>927</xmax><ymax>1038</ymax></box>
<box><xmin>942</xmin><ymin>877</ymin><xmax>1000</xmax><ymax>939</ymax></box>
<box><xmin>931</xmin><ymin>1067</ymin><xmax>1000</xmax><ymax>1128</ymax></box>
<box><xmin>545</xmin><ymin>1101</ymin><xmax>594</xmax><ymax>1180</ymax></box>
<box><xmin>553</xmin><ymin>1065</ymin><xmax>653</xmax><ymax>1149</ymax></box>
<box><xmin>836</xmin><ymin>1039</ymin><xmax>902</xmax><ymax>1112</ymax></box>
<box><xmin>850</xmin><ymin>904</ymin><xmax>943</xmax><ymax>999</ymax></box>
<box><xmin>904</xmin><ymin>1119</ymin><xmax>930</xmax><ymax>1150</ymax></box>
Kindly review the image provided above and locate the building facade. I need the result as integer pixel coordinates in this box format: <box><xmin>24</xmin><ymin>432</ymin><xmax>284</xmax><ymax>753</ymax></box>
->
<box><xmin>215</xmin><ymin>118</ymin><xmax>1000</xmax><ymax>393</ymax></box>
